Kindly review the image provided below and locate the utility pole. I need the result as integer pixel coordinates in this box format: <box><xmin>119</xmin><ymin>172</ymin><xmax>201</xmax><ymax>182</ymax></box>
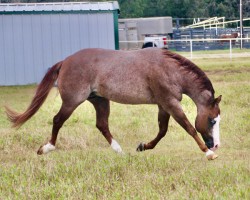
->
<box><xmin>240</xmin><ymin>0</ymin><xmax>243</xmax><ymax>49</ymax></box>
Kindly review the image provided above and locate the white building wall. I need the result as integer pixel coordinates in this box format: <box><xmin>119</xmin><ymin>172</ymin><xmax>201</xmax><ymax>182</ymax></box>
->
<box><xmin>0</xmin><ymin>13</ymin><xmax>115</xmax><ymax>85</ymax></box>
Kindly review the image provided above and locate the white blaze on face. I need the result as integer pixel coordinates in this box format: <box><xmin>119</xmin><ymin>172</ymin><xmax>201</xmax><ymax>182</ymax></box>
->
<box><xmin>111</xmin><ymin>139</ymin><xmax>123</xmax><ymax>153</ymax></box>
<box><xmin>211</xmin><ymin>114</ymin><xmax>221</xmax><ymax>151</ymax></box>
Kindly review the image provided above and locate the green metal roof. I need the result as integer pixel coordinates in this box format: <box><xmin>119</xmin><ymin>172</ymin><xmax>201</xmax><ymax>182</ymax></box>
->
<box><xmin>0</xmin><ymin>1</ymin><xmax>119</xmax><ymax>14</ymax></box>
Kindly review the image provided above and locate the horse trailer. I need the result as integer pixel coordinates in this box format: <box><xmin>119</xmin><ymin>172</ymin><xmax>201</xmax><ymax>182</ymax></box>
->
<box><xmin>119</xmin><ymin>17</ymin><xmax>173</xmax><ymax>49</ymax></box>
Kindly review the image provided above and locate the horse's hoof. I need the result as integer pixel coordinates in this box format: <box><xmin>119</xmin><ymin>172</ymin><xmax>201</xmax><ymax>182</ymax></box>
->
<box><xmin>205</xmin><ymin>149</ymin><xmax>218</xmax><ymax>160</ymax></box>
<box><xmin>37</xmin><ymin>142</ymin><xmax>56</xmax><ymax>155</ymax></box>
<box><xmin>37</xmin><ymin>146</ymin><xmax>44</xmax><ymax>155</ymax></box>
<box><xmin>136</xmin><ymin>143</ymin><xmax>145</xmax><ymax>152</ymax></box>
<box><xmin>207</xmin><ymin>154</ymin><xmax>218</xmax><ymax>160</ymax></box>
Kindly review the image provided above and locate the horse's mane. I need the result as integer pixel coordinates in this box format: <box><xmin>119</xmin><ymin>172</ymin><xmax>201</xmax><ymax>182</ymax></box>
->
<box><xmin>162</xmin><ymin>50</ymin><xmax>215</xmax><ymax>96</ymax></box>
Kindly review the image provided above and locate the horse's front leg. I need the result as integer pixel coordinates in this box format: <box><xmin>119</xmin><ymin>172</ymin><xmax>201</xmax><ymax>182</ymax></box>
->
<box><xmin>88</xmin><ymin>97</ymin><xmax>123</xmax><ymax>153</ymax></box>
<box><xmin>161</xmin><ymin>101</ymin><xmax>210</xmax><ymax>154</ymax></box>
<box><xmin>137</xmin><ymin>105</ymin><xmax>170</xmax><ymax>151</ymax></box>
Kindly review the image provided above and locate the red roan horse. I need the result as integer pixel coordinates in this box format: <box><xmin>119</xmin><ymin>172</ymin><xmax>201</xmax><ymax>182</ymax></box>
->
<box><xmin>219</xmin><ymin>32</ymin><xmax>239</xmax><ymax>44</ymax></box>
<box><xmin>5</xmin><ymin>48</ymin><xmax>222</xmax><ymax>160</ymax></box>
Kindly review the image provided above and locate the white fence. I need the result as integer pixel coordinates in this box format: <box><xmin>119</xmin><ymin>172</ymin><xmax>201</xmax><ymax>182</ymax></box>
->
<box><xmin>119</xmin><ymin>38</ymin><xmax>250</xmax><ymax>59</ymax></box>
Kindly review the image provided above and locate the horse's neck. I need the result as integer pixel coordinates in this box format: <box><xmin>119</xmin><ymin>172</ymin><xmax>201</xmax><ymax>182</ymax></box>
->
<box><xmin>183</xmin><ymin>83</ymin><xmax>213</xmax><ymax>108</ymax></box>
<box><xmin>176</xmin><ymin>65</ymin><xmax>214</xmax><ymax>107</ymax></box>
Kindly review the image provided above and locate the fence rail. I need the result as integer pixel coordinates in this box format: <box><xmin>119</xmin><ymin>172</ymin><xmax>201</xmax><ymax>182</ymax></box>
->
<box><xmin>119</xmin><ymin>38</ymin><xmax>250</xmax><ymax>59</ymax></box>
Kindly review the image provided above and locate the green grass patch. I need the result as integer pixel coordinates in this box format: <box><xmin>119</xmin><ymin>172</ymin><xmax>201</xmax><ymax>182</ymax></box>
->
<box><xmin>177</xmin><ymin>48</ymin><xmax>250</xmax><ymax>55</ymax></box>
<box><xmin>175</xmin><ymin>48</ymin><xmax>250</xmax><ymax>60</ymax></box>
<box><xmin>0</xmin><ymin>57</ymin><xmax>249</xmax><ymax>199</ymax></box>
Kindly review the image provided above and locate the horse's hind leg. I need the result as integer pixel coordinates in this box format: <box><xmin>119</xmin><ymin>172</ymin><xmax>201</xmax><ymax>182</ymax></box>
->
<box><xmin>137</xmin><ymin>105</ymin><xmax>170</xmax><ymax>151</ymax></box>
<box><xmin>37</xmin><ymin>102</ymin><xmax>78</xmax><ymax>155</ymax></box>
<box><xmin>88</xmin><ymin>97</ymin><xmax>123</xmax><ymax>153</ymax></box>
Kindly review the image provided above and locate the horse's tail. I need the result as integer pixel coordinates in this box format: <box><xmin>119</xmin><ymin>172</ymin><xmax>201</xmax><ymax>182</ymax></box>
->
<box><xmin>5</xmin><ymin>61</ymin><xmax>63</xmax><ymax>128</ymax></box>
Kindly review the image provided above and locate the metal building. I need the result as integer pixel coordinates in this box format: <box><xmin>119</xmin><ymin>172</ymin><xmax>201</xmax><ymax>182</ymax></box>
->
<box><xmin>0</xmin><ymin>2</ymin><xmax>120</xmax><ymax>86</ymax></box>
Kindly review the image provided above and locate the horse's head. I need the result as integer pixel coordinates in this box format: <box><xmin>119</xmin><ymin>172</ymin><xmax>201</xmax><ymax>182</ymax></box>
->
<box><xmin>195</xmin><ymin>95</ymin><xmax>222</xmax><ymax>151</ymax></box>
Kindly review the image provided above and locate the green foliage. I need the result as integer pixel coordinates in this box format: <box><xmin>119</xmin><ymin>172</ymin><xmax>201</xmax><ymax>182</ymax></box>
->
<box><xmin>119</xmin><ymin>0</ymin><xmax>147</xmax><ymax>18</ymax></box>
<box><xmin>118</xmin><ymin>0</ymin><xmax>249</xmax><ymax>19</ymax></box>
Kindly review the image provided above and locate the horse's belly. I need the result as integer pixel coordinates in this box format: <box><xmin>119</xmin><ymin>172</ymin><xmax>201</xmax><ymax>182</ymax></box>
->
<box><xmin>96</xmin><ymin>84</ymin><xmax>155</xmax><ymax>104</ymax></box>
<box><xmin>108</xmin><ymin>92</ymin><xmax>155</xmax><ymax>104</ymax></box>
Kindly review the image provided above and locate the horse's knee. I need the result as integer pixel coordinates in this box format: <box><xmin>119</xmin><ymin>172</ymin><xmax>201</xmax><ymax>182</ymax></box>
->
<box><xmin>160</xmin><ymin>131</ymin><xmax>167</xmax><ymax>138</ymax></box>
<box><xmin>158</xmin><ymin>125</ymin><xmax>168</xmax><ymax>138</ymax></box>
<box><xmin>96</xmin><ymin>123</ymin><xmax>102</xmax><ymax>132</ymax></box>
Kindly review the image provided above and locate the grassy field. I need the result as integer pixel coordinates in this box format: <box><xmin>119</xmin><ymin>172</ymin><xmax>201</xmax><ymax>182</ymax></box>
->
<box><xmin>0</xmin><ymin>56</ymin><xmax>249</xmax><ymax>199</ymax></box>
<box><xmin>176</xmin><ymin>48</ymin><xmax>250</xmax><ymax>59</ymax></box>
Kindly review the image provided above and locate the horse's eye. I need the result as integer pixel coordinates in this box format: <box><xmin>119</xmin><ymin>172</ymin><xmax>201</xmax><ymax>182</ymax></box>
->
<box><xmin>211</xmin><ymin>119</ymin><xmax>216</xmax><ymax>125</ymax></box>
<box><xmin>208</xmin><ymin>118</ymin><xmax>216</xmax><ymax>127</ymax></box>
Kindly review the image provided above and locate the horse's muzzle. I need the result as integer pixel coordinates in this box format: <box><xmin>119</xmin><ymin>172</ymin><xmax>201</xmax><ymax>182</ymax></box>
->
<box><xmin>205</xmin><ymin>140</ymin><xmax>214</xmax><ymax>149</ymax></box>
<box><xmin>210</xmin><ymin>143</ymin><xmax>220</xmax><ymax>151</ymax></box>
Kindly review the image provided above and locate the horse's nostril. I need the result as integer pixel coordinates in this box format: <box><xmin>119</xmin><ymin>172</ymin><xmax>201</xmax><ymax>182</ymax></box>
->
<box><xmin>215</xmin><ymin>144</ymin><xmax>218</xmax><ymax>148</ymax></box>
<box><xmin>205</xmin><ymin>140</ymin><xmax>214</xmax><ymax>148</ymax></box>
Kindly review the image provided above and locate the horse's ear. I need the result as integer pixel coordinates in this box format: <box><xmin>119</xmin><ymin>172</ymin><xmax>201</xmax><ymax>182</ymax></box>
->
<box><xmin>214</xmin><ymin>95</ymin><xmax>222</xmax><ymax>105</ymax></box>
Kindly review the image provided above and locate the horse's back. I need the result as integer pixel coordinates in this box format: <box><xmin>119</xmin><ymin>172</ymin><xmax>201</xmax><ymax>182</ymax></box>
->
<box><xmin>91</xmin><ymin>48</ymin><xmax>164</xmax><ymax>104</ymax></box>
<box><xmin>58</xmin><ymin>48</ymin><xmax>177</xmax><ymax>105</ymax></box>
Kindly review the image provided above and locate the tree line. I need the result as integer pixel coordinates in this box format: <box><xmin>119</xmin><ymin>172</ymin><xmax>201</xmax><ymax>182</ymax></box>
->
<box><xmin>118</xmin><ymin>0</ymin><xmax>249</xmax><ymax>19</ymax></box>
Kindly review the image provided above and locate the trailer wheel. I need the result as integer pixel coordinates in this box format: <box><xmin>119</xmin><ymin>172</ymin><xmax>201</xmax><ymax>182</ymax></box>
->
<box><xmin>142</xmin><ymin>42</ymin><xmax>156</xmax><ymax>48</ymax></box>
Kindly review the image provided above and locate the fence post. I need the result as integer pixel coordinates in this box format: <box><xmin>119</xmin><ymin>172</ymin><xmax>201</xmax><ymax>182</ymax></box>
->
<box><xmin>190</xmin><ymin>40</ymin><xmax>193</xmax><ymax>59</ymax></box>
<box><xmin>229</xmin><ymin>39</ymin><xmax>232</xmax><ymax>60</ymax></box>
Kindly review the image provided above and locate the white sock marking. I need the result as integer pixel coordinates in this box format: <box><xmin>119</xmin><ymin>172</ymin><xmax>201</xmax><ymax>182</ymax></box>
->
<box><xmin>212</xmin><ymin>114</ymin><xmax>221</xmax><ymax>150</ymax></box>
<box><xmin>42</xmin><ymin>142</ymin><xmax>56</xmax><ymax>154</ymax></box>
<box><xmin>111</xmin><ymin>139</ymin><xmax>123</xmax><ymax>153</ymax></box>
<box><xmin>205</xmin><ymin>149</ymin><xmax>214</xmax><ymax>157</ymax></box>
